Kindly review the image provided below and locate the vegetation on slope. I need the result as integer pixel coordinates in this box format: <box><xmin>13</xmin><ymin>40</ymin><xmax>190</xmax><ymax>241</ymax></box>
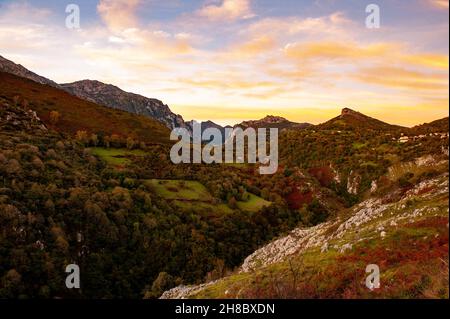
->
<box><xmin>0</xmin><ymin>72</ymin><xmax>171</xmax><ymax>145</ymax></box>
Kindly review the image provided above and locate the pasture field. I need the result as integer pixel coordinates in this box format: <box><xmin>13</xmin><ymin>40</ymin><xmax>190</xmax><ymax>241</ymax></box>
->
<box><xmin>91</xmin><ymin>147</ymin><xmax>147</xmax><ymax>165</ymax></box>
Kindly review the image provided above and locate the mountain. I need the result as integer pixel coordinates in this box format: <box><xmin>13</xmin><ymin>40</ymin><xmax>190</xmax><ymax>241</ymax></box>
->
<box><xmin>60</xmin><ymin>80</ymin><xmax>188</xmax><ymax>131</ymax></box>
<box><xmin>236</xmin><ymin>115</ymin><xmax>312</xmax><ymax>131</ymax></box>
<box><xmin>317</xmin><ymin>108</ymin><xmax>405</xmax><ymax>131</ymax></box>
<box><xmin>0</xmin><ymin>55</ymin><xmax>187</xmax><ymax>131</ymax></box>
<box><xmin>186</xmin><ymin>120</ymin><xmax>231</xmax><ymax>143</ymax></box>
<box><xmin>0</xmin><ymin>71</ymin><xmax>170</xmax><ymax>144</ymax></box>
<box><xmin>411</xmin><ymin>117</ymin><xmax>449</xmax><ymax>134</ymax></box>
<box><xmin>0</xmin><ymin>55</ymin><xmax>58</xmax><ymax>88</ymax></box>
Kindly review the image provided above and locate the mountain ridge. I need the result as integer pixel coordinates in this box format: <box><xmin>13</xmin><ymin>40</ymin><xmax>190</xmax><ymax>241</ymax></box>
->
<box><xmin>0</xmin><ymin>55</ymin><xmax>187</xmax><ymax>131</ymax></box>
<box><xmin>0</xmin><ymin>55</ymin><xmax>59</xmax><ymax>88</ymax></box>
<box><xmin>0</xmin><ymin>71</ymin><xmax>171</xmax><ymax>144</ymax></box>
<box><xmin>60</xmin><ymin>79</ymin><xmax>188</xmax><ymax>131</ymax></box>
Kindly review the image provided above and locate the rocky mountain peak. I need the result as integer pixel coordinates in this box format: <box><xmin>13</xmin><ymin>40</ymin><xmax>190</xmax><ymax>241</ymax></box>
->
<box><xmin>341</xmin><ymin>107</ymin><xmax>359</xmax><ymax>116</ymax></box>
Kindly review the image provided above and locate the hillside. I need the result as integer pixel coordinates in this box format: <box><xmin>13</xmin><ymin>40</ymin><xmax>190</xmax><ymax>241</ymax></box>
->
<box><xmin>0</xmin><ymin>71</ymin><xmax>171</xmax><ymax>145</ymax></box>
<box><xmin>317</xmin><ymin>108</ymin><xmax>405</xmax><ymax>132</ymax></box>
<box><xmin>279</xmin><ymin>108</ymin><xmax>449</xmax><ymax>200</ymax></box>
<box><xmin>411</xmin><ymin>117</ymin><xmax>450</xmax><ymax>134</ymax></box>
<box><xmin>162</xmin><ymin>156</ymin><xmax>449</xmax><ymax>299</ymax></box>
<box><xmin>0</xmin><ymin>66</ymin><xmax>448</xmax><ymax>299</ymax></box>
<box><xmin>0</xmin><ymin>98</ymin><xmax>316</xmax><ymax>298</ymax></box>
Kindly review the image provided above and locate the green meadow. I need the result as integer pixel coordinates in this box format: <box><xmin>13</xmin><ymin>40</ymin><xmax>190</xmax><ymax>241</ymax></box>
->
<box><xmin>91</xmin><ymin>147</ymin><xmax>147</xmax><ymax>165</ymax></box>
<box><xmin>147</xmin><ymin>179</ymin><xmax>270</xmax><ymax>213</ymax></box>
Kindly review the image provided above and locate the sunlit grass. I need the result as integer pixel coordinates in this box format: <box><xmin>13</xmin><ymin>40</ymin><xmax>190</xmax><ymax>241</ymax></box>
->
<box><xmin>91</xmin><ymin>147</ymin><xmax>147</xmax><ymax>165</ymax></box>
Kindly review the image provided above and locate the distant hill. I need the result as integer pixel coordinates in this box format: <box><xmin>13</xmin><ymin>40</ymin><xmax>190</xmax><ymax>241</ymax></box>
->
<box><xmin>186</xmin><ymin>120</ymin><xmax>230</xmax><ymax>143</ymax></box>
<box><xmin>0</xmin><ymin>71</ymin><xmax>171</xmax><ymax>145</ymax></box>
<box><xmin>411</xmin><ymin>117</ymin><xmax>449</xmax><ymax>134</ymax></box>
<box><xmin>236</xmin><ymin>115</ymin><xmax>312</xmax><ymax>131</ymax></box>
<box><xmin>317</xmin><ymin>108</ymin><xmax>405</xmax><ymax>131</ymax></box>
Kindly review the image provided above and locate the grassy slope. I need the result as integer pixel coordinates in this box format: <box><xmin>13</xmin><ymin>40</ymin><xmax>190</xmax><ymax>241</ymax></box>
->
<box><xmin>91</xmin><ymin>147</ymin><xmax>148</xmax><ymax>165</ymax></box>
<box><xmin>147</xmin><ymin>179</ymin><xmax>270</xmax><ymax>214</ymax></box>
<box><xmin>237</xmin><ymin>193</ymin><xmax>271</xmax><ymax>212</ymax></box>
<box><xmin>166</xmin><ymin>170</ymin><xmax>449</xmax><ymax>299</ymax></box>
<box><xmin>0</xmin><ymin>71</ymin><xmax>171</xmax><ymax>145</ymax></box>
<box><xmin>147</xmin><ymin>179</ymin><xmax>213</xmax><ymax>201</ymax></box>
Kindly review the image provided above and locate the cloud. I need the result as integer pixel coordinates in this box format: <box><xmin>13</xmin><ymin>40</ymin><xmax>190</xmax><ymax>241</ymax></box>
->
<box><xmin>401</xmin><ymin>53</ymin><xmax>448</xmax><ymax>70</ymax></box>
<box><xmin>0</xmin><ymin>1</ymin><xmax>52</xmax><ymax>23</ymax></box>
<box><xmin>284</xmin><ymin>41</ymin><xmax>396</xmax><ymax>62</ymax></box>
<box><xmin>97</xmin><ymin>0</ymin><xmax>142</xmax><ymax>31</ymax></box>
<box><xmin>196</xmin><ymin>0</ymin><xmax>255</xmax><ymax>21</ymax></box>
<box><xmin>243</xmin><ymin>12</ymin><xmax>353</xmax><ymax>39</ymax></box>
<box><xmin>354</xmin><ymin>66</ymin><xmax>448</xmax><ymax>91</ymax></box>
<box><xmin>0</xmin><ymin>2</ymin><xmax>447</xmax><ymax>126</ymax></box>
<box><xmin>428</xmin><ymin>0</ymin><xmax>449</xmax><ymax>9</ymax></box>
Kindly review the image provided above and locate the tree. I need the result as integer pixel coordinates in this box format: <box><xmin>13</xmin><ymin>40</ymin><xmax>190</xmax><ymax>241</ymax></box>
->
<box><xmin>143</xmin><ymin>272</ymin><xmax>175</xmax><ymax>299</ymax></box>
<box><xmin>49</xmin><ymin>111</ymin><xmax>61</xmax><ymax>125</ymax></box>
<box><xmin>228</xmin><ymin>196</ymin><xmax>238</xmax><ymax>209</ymax></box>
<box><xmin>90</xmin><ymin>134</ymin><xmax>99</xmax><ymax>147</ymax></box>
<box><xmin>75</xmin><ymin>130</ymin><xmax>89</xmax><ymax>145</ymax></box>
<box><xmin>126</xmin><ymin>137</ymin><xmax>135</xmax><ymax>150</ymax></box>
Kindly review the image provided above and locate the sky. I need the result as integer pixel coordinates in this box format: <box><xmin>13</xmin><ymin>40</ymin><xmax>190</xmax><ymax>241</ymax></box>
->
<box><xmin>0</xmin><ymin>0</ymin><xmax>448</xmax><ymax>126</ymax></box>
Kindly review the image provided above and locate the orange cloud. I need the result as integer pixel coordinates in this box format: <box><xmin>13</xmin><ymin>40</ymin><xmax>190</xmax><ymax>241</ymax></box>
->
<box><xmin>354</xmin><ymin>66</ymin><xmax>448</xmax><ymax>91</ymax></box>
<box><xmin>284</xmin><ymin>41</ymin><xmax>395</xmax><ymax>62</ymax></box>
<box><xmin>428</xmin><ymin>0</ymin><xmax>449</xmax><ymax>9</ymax></box>
<box><xmin>234</xmin><ymin>35</ymin><xmax>276</xmax><ymax>55</ymax></box>
<box><xmin>178</xmin><ymin>78</ymin><xmax>279</xmax><ymax>90</ymax></box>
<box><xmin>197</xmin><ymin>0</ymin><xmax>255</xmax><ymax>21</ymax></box>
<box><xmin>401</xmin><ymin>53</ymin><xmax>449</xmax><ymax>69</ymax></box>
<box><xmin>97</xmin><ymin>0</ymin><xmax>141</xmax><ymax>31</ymax></box>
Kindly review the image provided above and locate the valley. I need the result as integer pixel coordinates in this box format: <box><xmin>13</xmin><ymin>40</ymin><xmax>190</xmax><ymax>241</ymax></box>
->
<box><xmin>0</xmin><ymin>55</ymin><xmax>448</xmax><ymax>299</ymax></box>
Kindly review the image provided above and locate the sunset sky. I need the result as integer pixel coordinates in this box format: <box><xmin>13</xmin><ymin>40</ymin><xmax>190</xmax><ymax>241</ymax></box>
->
<box><xmin>0</xmin><ymin>0</ymin><xmax>448</xmax><ymax>126</ymax></box>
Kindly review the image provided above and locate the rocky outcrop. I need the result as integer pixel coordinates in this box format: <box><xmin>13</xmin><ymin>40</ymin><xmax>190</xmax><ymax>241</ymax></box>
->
<box><xmin>346</xmin><ymin>170</ymin><xmax>361</xmax><ymax>195</ymax></box>
<box><xmin>0</xmin><ymin>99</ymin><xmax>47</xmax><ymax>133</ymax></box>
<box><xmin>160</xmin><ymin>280</ymin><xmax>220</xmax><ymax>299</ymax></box>
<box><xmin>240</xmin><ymin>221</ymin><xmax>334</xmax><ymax>272</ymax></box>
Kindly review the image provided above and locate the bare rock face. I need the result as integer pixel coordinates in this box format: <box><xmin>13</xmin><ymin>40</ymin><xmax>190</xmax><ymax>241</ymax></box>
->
<box><xmin>347</xmin><ymin>171</ymin><xmax>361</xmax><ymax>195</ymax></box>
<box><xmin>60</xmin><ymin>80</ymin><xmax>188</xmax><ymax>131</ymax></box>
